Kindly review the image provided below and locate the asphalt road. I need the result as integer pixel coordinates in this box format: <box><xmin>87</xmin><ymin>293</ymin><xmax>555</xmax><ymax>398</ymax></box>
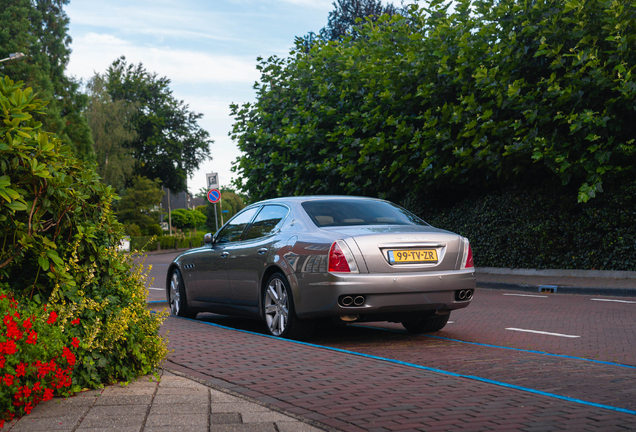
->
<box><xmin>142</xmin><ymin>251</ymin><xmax>636</xmax><ymax>430</ymax></box>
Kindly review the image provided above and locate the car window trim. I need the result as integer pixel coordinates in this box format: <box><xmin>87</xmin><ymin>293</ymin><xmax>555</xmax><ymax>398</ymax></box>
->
<box><xmin>239</xmin><ymin>204</ymin><xmax>291</xmax><ymax>243</ymax></box>
<box><xmin>214</xmin><ymin>205</ymin><xmax>262</xmax><ymax>244</ymax></box>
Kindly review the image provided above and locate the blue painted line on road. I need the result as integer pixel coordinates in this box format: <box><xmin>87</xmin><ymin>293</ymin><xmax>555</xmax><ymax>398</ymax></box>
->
<box><xmin>147</xmin><ymin>300</ymin><xmax>167</xmax><ymax>304</ymax></box>
<box><xmin>354</xmin><ymin>325</ymin><xmax>636</xmax><ymax>370</ymax></box>
<box><xmin>173</xmin><ymin>316</ymin><xmax>636</xmax><ymax>416</ymax></box>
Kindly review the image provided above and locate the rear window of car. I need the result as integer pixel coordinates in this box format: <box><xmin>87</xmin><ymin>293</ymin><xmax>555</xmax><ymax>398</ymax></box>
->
<box><xmin>301</xmin><ymin>199</ymin><xmax>429</xmax><ymax>227</ymax></box>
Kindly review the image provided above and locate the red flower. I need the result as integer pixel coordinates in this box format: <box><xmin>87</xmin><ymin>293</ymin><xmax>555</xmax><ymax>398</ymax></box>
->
<box><xmin>46</xmin><ymin>311</ymin><xmax>58</xmax><ymax>324</ymax></box>
<box><xmin>15</xmin><ymin>362</ymin><xmax>27</xmax><ymax>378</ymax></box>
<box><xmin>22</xmin><ymin>317</ymin><xmax>33</xmax><ymax>330</ymax></box>
<box><xmin>26</xmin><ymin>330</ymin><xmax>38</xmax><ymax>345</ymax></box>
<box><xmin>62</xmin><ymin>346</ymin><xmax>76</xmax><ymax>366</ymax></box>
<box><xmin>0</xmin><ymin>355</ymin><xmax>5</xmax><ymax>368</ymax></box>
<box><xmin>71</xmin><ymin>337</ymin><xmax>79</xmax><ymax>348</ymax></box>
<box><xmin>71</xmin><ymin>318</ymin><xmax>80</xmax><ymax>325</ymax></box>
<box><xmin>35</xmin><ymin>360</ymin><xmax>56</xmax><ymax>378</ymax></box>
<box><xmin>2</xmin><ymin>339</ymin><xmax>17</xmax><ymax>355</ymax></box>
<box><xmin>3</xmin><ymin>374</ymin><xmax>15</xmax><ymax>386</ymax></box>
<box><xmin>43</xmin><ymin>388</ymin><xmax>53</xmax><ymax>401</ymax></box>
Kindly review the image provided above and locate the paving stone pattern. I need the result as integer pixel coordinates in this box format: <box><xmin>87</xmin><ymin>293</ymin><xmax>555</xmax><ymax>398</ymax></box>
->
<box><xmin>5</xmin><ymin>371</ymin><xmax>322</xmax><ymax>432</ymax></box>
<box><xmin>447</xmin><ymin>289</ymin><xmax>636</xmax><ymax>365</ymax></box>
<box><xmin>164</xmin><ymin>317</ymin><xmax>636</xmax><ymax>432</ymax></box>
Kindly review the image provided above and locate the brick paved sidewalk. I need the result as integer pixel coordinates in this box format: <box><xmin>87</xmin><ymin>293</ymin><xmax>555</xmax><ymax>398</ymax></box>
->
<box><xmin>5</xmin><ymin>370</ymin><xmax>324</xmax><ymax>432</ymax></box>
<box><xmin>164</xmin><ymin>316</ymin><xmax>636</xmax><ymax>432</ymax></box>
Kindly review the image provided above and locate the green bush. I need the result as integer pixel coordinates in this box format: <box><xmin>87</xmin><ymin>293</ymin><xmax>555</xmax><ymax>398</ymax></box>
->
<box><xmin>403</xmin><ymin>180</ymin><xmax>636</xmax><ymax>270</ymax></box>
<box><xmin>124</xmin><ymin>223</ymin><xmax>142</xmax><ymax>237</ymax></box>
<box><xmin>146</xmin><ymin>224</ymin><xmax>162</xmax><ymax>237</ymax></box>
<box><xmin>0</xmin><ymin>76</ymin><xmax>168</xmax><ymax>420</ymax></box>
<box><xmin>129</xmin><ymin>233</ymin><xmax>206</xmax><ymax>252</ymax></box>
<box><xmin>171</xmin><ymin>208</ymin><xmax>206</xmax><ymax>231</ymax></box>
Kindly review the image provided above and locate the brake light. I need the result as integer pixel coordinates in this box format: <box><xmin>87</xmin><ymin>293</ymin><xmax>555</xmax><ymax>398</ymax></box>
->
<box><xmin>329</xmin><ymin>242</ymin><xmax>350</xmax><ymax>272</ymax></box>
<box><xmin>328</xmin><ymin>240</ymin><xmax>359</xmax><ymax>273</ymax></box>
<box><xmin>460</xmin><ymin>237</ymin><xmax>474</xmax><ymax>270</ymax></box>
<box><xmin>465</xmin><ymin>243</ymin><xmax>474</xmax><ymax>268</ymax></box>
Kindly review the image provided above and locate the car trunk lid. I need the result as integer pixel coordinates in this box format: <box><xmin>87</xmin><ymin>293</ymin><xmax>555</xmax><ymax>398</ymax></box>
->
<box><xmin>323</xmin><ymin>226</ymin><xmax>463</xmax><ymax>273</ymax></box>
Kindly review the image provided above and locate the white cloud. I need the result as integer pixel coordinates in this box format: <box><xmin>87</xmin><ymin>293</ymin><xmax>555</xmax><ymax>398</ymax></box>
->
<box><xmin>67</xmin><ymin>33</ymin><xmax>260</xmax><ymax>84</ymax></box>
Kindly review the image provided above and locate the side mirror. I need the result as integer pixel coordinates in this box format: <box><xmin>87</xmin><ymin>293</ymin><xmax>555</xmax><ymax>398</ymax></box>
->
<box><xmin>204</xmin><ymin>233</ymin><xmax>213</xmax><ymax>245</ymax></box>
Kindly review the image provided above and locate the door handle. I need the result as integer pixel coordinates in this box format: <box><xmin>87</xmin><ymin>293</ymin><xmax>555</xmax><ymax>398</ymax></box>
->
<box><xmin>220</xmin><ymin>252</ymin><xmax>229</xmax><ymax>258</ymax></box>
<box><xmin>257</xmin><ymin>248</ymin><xmax>268</xmax><ymax>255</ymax></box>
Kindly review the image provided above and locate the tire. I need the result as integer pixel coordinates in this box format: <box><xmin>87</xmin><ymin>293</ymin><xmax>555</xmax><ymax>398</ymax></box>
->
<box><xmin>168</xmin><ymin>268</ymin><xmax>197</xmax><ymax>318</ymax></box>
<box><xmin>402</xmin><ymin>312</ymin><xmax>450</xmax><ymax>334</ymax></box>
<box><xmin>263</xmin><ymin>273</ymin><xmax>314</xmax><ymax>341</ymax></box>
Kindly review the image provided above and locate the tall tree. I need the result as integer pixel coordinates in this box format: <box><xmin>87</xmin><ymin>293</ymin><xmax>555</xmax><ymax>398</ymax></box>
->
<box><xmin>0</xmin><ymin>0</ymin><xmax>94</xmax><ymax>161</ymax></box>
<box><xmin>117</xmin><ymin>176</ymin><xmax>165</xmax><ymax>229</ymax></box>
<box><xmin>105</xmin><ymin>57</ymin><xmax>213</xmax><ymax>193</ymax></box>
<box><xmin>85</xmin><ymin>73</ymin><xmax>137</xmax><ymax>192</ymax></box>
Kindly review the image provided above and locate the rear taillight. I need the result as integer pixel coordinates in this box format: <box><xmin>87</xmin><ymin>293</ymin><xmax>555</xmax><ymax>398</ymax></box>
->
<box><xmin>465</xmin><ymin>244</ymin><xmax>474</xmax><ymax>268</ymax></box>
<box><xmin>460</xmin><ymin>238</ymin><xmax>474</xmax><ymax>269</ymax></box>
<box><xmin>328</xmin><ymin>240</ymin><xmax>359</xmax><ymax>273</ymax></box>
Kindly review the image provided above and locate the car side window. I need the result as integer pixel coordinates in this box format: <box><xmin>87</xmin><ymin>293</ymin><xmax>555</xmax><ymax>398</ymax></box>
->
<box><xmin>242</xmin><ymin>205</ymin><xmax>289</xmax><ymax>241</ymax></box>
<box><xmin>215</xmin><ymin>207</ymin><xmax>260</xmax><ymax>243</ymax></box>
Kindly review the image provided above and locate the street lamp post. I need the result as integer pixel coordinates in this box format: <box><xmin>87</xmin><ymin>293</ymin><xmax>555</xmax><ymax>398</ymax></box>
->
<box><xmin>0</xmin><ymin>53</ymin><xmax>26</xmax><ymax>64</ymax></box>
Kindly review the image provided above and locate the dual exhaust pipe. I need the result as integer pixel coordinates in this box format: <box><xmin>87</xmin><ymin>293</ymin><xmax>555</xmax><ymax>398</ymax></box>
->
<box><xmin>339</xmin><ymin>295</ymin><xmax>366</xmax><ymax>307</ymax></box>
<box><xmin>456</xmin><ymin>289</ymin><xmax>474</xmax><ymax>301</ymax></box>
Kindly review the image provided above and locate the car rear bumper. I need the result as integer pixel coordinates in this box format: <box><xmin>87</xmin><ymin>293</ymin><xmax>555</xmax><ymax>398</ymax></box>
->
<box><xmin>293</xmin><ymin>269</ymin><xmax>476</xmax><ymax>319</ymax></box>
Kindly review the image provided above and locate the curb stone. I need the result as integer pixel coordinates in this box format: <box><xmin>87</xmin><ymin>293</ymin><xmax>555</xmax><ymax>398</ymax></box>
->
<box><xmin>477</xmin><ymin>281</ymin><xmax>636</xmax><ymax>298</ymax></box>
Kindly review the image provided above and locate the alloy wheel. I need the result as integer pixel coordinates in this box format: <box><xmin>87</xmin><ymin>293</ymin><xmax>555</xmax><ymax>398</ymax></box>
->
<box><xmin>169</xmin><ymin>272</ymin><xmax>181</xmax><ymax>316</ymax></box>
<box><xmin>264</xmin><ymin>277</ymin><xmax>289</xmax><ymax>336</ymax></box>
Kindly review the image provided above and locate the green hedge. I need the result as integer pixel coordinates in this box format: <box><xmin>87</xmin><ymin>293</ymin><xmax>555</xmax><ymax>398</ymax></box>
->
<box><xmin>130</xmin><ymin>232</ymin><xmax>206</xmax><ymax>252</ymax></box>
<box><xmin>403</xmin><ymin>180</ymin><xmax>636</xmax><ymax>271</ymax></box>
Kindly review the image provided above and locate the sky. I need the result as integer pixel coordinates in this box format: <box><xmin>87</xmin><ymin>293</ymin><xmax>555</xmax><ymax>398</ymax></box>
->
<box><xmin>65</xmin><ymin>0</ymin><xmax>404</xmax><ymax>195</ymax></box>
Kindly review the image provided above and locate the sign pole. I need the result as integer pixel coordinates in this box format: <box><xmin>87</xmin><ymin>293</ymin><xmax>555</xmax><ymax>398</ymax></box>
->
<box><xmin>219</xmin><ymin>194</ymin><xmax>224</xmax><ymax>226</ymax></box>
<box><xmin>212</xmin><ymin>203</ymin><xmax>217</xmax><ymax>232</ymax></box>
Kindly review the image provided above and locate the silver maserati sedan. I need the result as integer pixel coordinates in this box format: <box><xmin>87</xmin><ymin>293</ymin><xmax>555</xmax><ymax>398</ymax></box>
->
<box><xmin>166</xmin><ymin>196</ymin><xmax>475</xmax><ymax>340</ymax></box>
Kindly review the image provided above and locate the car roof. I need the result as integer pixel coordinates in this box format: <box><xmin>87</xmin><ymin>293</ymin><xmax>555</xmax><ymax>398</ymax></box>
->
<box><xmin>255</xmin><ymin>195</ymin><xmax>385</xmax><ymax>205</ymax></box>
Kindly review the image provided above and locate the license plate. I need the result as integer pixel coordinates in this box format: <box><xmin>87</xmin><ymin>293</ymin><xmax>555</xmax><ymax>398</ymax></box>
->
<box><xmin>388</xmin><ymin>249</ymin><xmax>438</xmax><ymax>264</ymax></box>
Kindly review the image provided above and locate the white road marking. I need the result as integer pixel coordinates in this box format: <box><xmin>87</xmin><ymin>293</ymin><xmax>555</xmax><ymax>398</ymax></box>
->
<box><xmin>505</xmin><ymin>328</ymin><xmax>581</xmax><ymax>338</ymax></box>
<box><xmin>447</xmin><ymin>321</ymin><xmax>454</xmax><ymax>324</ymax></box>
<box><xmin>591</xmin><ymin>298</ymin><xmax>636</xmax><ymax>304</ymax></box>
<box><xmin>148</xmin><ymin>287</ymin><xmax>164</xmax><ymax>291</ymax></box>
<box><xmin>503</xmin><ymin>294</ymin><xmax>548</xmax><ymax>298</ymax></box>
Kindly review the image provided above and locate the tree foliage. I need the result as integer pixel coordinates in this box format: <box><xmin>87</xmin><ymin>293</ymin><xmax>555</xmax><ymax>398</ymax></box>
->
<box><xmin>320</xmin><ymin>0</ymin><xmax>401</xmax><ymax>40</ymax></box>
<box><xmin>232</xmin><ymin>0</ymin><xmax>636</xmax><ymax>203</ymax></box>
<box><xmin>85</xmin><ymin>73</ymin><xmax>137</xmax><ymax>192</ymax></box>
<box><xmin>117</xmin><ymin>176</ymin><xmax>164</xmax><ymax>228</ymax></box>
<box><xmin>104</xmin><ymin>57</ymin><xmax>213</xmax><ymax>192</ymax></box>
<box><xmin>0</xmin><ymin>0</ymin><xmax>94</xmax><ymax>162</ymax></box>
